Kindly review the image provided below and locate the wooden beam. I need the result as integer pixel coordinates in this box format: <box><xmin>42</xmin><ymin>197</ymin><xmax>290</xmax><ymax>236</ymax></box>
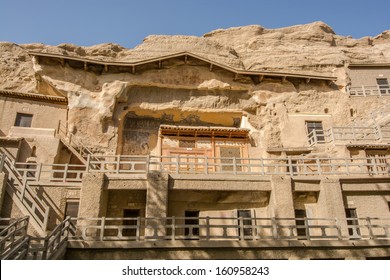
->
<box><xmin>84</xmin><ymin>62</ymin><xmax>88</xmax><ymax>71</ymax></box>
<box><xmin>209</xmin><ymin>64</ymin><xmax>213</xmax><ymax>72</ymax></box>
<box><xmin>184</xmin><ymin>55</ymin><xmax>188</xmax><ymax>64</ymax></box>
<box><xmin>132</xmin><ymin>65</ymin><xmax>136</xmax><ymax>74</ymax></box>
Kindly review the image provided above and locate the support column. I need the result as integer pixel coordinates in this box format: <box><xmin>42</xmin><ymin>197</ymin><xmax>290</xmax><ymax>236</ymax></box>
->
<box><xmin>145</xmin><ymin>172</ymin><xmax>169</xmax><ymax>238</ymax></box>
<box><xmin>318</xmin><ymin>178</ymin><xmax>349</xmax><ymax>237</ymax></box>
<box><xmin>78</xmin><ymin>173</ymin><xmax>108</xmax><ymax>238</ymax></box>
<box><xmin>0</xmin><ymin>173</ymin><xmax>7</xmax><ymax>215</ymax></box>
<box><xmin>269</xmin><ymin>176</ymin><xmax>295</xmax><ymax>237</ymax></box>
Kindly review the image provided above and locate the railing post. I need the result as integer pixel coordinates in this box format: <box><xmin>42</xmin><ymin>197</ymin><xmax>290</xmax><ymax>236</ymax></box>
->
<box><xmin>41</xmin><ymin>237</ymin><xmax>49</xmax><ymax>260</ymax></box>
<box><xmin>330</xmin><ymin>127</ymin><xmax>335</xmax><ymax>144</ymax></box>
<box><xmin>271</xmin><ymin>217</ymin><xmax>278</xmax><ymax>239</ymax></box>
<box><xmin>366</xmin><ymin>217</ymin><xmax>374</xmax><ymax>239</ymax></box>
<box><xmin>287</xmin><ymin>156</ymin><xmax>293</xmax><ymax>176</ymax></box>
<box><xmin>260</xmin><ymin>158</ymin><xmax>265</xmax><ymax>175</ymax></box>
<box><xmin>100</xmin><ymin>217</ymin><xmax>106</xmax><ymax>241</ymax></box>
<box><xmin>136</xmin><ymin>217</ymin><xmax>141</xmax><ymax>241</ymax></box>
<box><xmin>116</xmin><ymin>155</ymin><xmax>120</xmax><ymax>174</ymax></box>
<box><xmin>146</xmin><ymin>155</ymin><xmax>150</xmax><ymax>173</ymax></box>
<box><xmin>63</xmin><ymin>163</ymin><xmax>69</xmax><ymax>182</ymax></box>
<box><xmin>36</xmin><ymin>163</ymin><xmax>42</xmax><ymax>182</ymax></box>
<box><xmin>335</xmin><ymin>218</ymin><xmax>342</xmax><ymax>240</ymax></box>
<box><xmin>206</xmin><ymin>216</ymin><xmax>210</xmax><ymax>241</ymax></box>
<box><xmin>239</xmin><ymin>216</ymin><xmax>244</xmax><ymax>240</ymax></box>
<box><xmin>86</xmin><ymin>154</ymin><xmax>90</xmax><ymax>172</ymax></box>
<box><xmin>304</xmin><ymin>218</ymin><xmax>310</xmax><ymax>240</ymax></box>
<box><xmin>0</xmin><ymin>153</ymin><xmax>5</xmax><ymax>171</ymax></box>
<box><xmin>316</xmin><ymin>158</ymin><xmax>322</xmax><ymax>175</ymax></box>
<box><xmin>377</xmin><ymin>85</ymin><xmax>382</xmax><ymax>96</ymax></box>
<box><xmin>171</xmin><ymin>216</ymin><xmax>176</xmax><ymax>241</ymax></box>
<box><xmin>176</xmin><ymin>155</ymin><xmax>179</xmax><ymax>174</ymax></box>
<box><xmin>233</xmin><ymin>157</ymin><xmax>237</xmax><ymax>175</ymax></box>
<box><xmin>204</xmin><ymin>155</ymin><xmax>208</xmax><ymax>175</ymax></box>
<box><xmin>362</xmin><ymin>85</ymin><xmax>366</xmax><ymax>96</ymax></box>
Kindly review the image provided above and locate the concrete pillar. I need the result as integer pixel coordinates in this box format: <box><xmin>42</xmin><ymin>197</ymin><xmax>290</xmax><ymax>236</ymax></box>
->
<box><xmin>318</xmin><ymin>178</ymin><xmax>349</xmax><ymax>237</ymax></box>
<box><xmin>269</xmin><ymin>176</ymin><xmax>295</xmax><ymax>218</ymax></box>
<box><xmin>78</xmin><ymin>173</ymin><xmax>108</xmax><ymax>238</ymax></box>
<box><xmin>0</xmin><ymin>173</ymin><xmax>7</xmax><ymax>215</ymax></box>
<box><xmin>269</xmin><ymin>176</ymin><xmax>295</xmax><ymax>237</ymax></box>
<box><xmin>145</xmin><ymin>172</ymin><xmax>169</xmax><ymax>238</ymax></box>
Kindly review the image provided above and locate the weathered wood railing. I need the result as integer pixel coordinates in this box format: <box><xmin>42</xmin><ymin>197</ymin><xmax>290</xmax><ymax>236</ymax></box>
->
<box><xmin>14</xmin><ymin>162</ymin><xmax>85</xmax><ymax>186</ymax></box>
<box><xmin>348</xmin><ymin>85</ymin><xmax>390</xmax><ymax>96</ymax></box>
<box><xmin>0</xmin><ymin>217</ymin><xmax>30</xmax><ymax>260</ymax></box>
<box><xmin>0</xmin><ymin>150</ymin><xmax>50</xmax><ymax>231</ymax></box>
<box><xmin>28</xmin><ymin>216</ymin><xmax>71</xmax><ymax>260</ymax></box>
<box><xmin>68</xmin><ymin>216</ymin><xmax>390</xmax><ymax>242</ymax></box>
<box><xmin>56</xmin><ymin>120</ymin><xmax>94</xmax><ymax>164</ymax></box>
<box><xmin>6</xmin><ymin>154</ymin><xmax>390</xmax><ymax>181</ymax></box>
<box><xmin>85</xmin><ymin>155</ymin><xmax>390</xmax><ymax>177</ymax></box>
<box><xmin>328</xmin><ymin>124</ymin><xmax>390</xmax><ymax>142</ymax></box>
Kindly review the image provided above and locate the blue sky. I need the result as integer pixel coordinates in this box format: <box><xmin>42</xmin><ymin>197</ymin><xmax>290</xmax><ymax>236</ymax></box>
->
<box><xmin>1</xmin><ymin>0</ymin><xmax>389</xmax><ymax>48</ymax></box>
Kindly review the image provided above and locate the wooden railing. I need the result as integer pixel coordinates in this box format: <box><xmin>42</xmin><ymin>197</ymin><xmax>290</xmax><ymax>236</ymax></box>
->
<box><xmin>0</xmin><ymin>150</ymin><xmax>50</xmax><ymax>231</ymax></box>
<box><xmin>69</xmin><ymin>216</ymin><xmax>390</xmax><ymax>242</ymax></box>
<box><xmin>0</xmin><ymin>217</ymin><xmax>30</xmax><ymax>260</ymax></box>
<box><xmin>85</xmin><ymin>155</ymin><xmax>390</xmax><ymax>177</ymax></box>
<box><xmin>14</xmin><ymin>162</ymin><xmax>85</xmax><ymax>186</ymax></box>
<box><xmin>6</xmin><ymin>154</ymin><xmax>389</xmax><ymax>181</ymax></box>
<box><xmin>348</xmin><ymin>85</ymin><xmax>390</xmax><ymax>96</ymax></box>
<box><xmin>327</xmin><ymin>124</ymin><xmax>390</xmax><ymax>143</ymax></box>
<box><xmin>56</xmin><ymin>120</ymin><xmax>94</xmax><ymax>163</ymax></box>
<box><xmin>28</xmin><ymin>216</ymin><xmax>71</xmax><ymax>260</ymax></box>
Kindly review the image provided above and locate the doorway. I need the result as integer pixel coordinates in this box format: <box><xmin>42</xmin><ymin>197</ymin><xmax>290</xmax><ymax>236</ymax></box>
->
<box><xmin>123</xmin><ymin>209</ymin><xmax>140</xmax><ymax>237</ymax></box>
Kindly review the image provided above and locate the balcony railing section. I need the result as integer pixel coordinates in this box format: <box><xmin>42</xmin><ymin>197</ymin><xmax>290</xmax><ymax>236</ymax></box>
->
<box><xmin>69</xmin><ymin>216</ymin><xmax>390</xmax><ymax>242</ymax></box>
<box><xmin>4</xmin><ymin>154</ymin><xmax>390</xmax><ymax>181</ymax></box>
<box><xmin>0</xmin><ymin>149</ymin><xmax>50</xmax><ymax>231</ymax></box>
<box><xmin>348</xmin><ymin>85</ymin><xmax>390</xmax><ymax>97</ymax></box>
<box><xmin>326</xmin><ymin>124</ymin><xmax>390</xmax><ymax>144</ymax></box>
<box><xmin>28</xmin><ymin>216</ymin><xmax>71</xmax><ymax>260</ymax></box>
<box><xmin>0</xmin><ymin>217</ymin><xmax>30</xmax><ymax>260</ymax></box>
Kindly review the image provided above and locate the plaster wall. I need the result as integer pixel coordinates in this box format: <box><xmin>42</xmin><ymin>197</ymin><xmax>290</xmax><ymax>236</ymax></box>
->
<box><xmin>348</xmin><ymin>67</ymin><xmax>390</xmax><ymax>87</ymax></box>
<box><xmin>282</xmin><ymin>114</ymin><xmax>333</xmax><ymax>148</ymax></box>
<box><xmin>0</xmin><ymin>96</ymin><xmax>66</xmax><ymax>137</ymax></box>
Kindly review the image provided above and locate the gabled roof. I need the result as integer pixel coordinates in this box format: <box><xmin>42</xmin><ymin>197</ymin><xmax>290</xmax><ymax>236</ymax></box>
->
<box><xmin>29</xmin><ymin>51</ymin><xmax>336</xmax><ymax>82</ymax></box>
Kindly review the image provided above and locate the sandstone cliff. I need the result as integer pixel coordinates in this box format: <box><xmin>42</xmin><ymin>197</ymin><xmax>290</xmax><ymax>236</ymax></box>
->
<box><xmin>1</xmin><ymin>21</ymin><xmax>389</xmax><ymax>93</ymax></box>
<box><xmin>1</xmin><ymin>22</ymin><xmax>389</xmax><ymax>153</ymax></box>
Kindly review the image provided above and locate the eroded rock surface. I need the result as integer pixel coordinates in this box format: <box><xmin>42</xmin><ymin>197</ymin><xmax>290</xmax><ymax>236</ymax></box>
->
<box><xmin>1</xmin><ymin>22</ymin><xmax>389</xmax><ymax>153</ymax></box>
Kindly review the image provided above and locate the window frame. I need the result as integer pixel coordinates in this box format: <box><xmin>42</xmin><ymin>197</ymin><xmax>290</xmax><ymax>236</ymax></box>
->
<box><xmin>14</xmin><ymin>113</ymin><xmax>33</xmax><ymax>128</ymax></box>
<box><xmin>306</xmin><ymin>121</ymin><xmax>325</xmax><ymax>145</ymax></box>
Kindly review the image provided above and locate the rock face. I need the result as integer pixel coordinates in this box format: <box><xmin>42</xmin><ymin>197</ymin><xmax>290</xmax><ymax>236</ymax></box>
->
<box><xmin>1</xmin><ymin>21</ymin><xmax>389</xmax><ymax>153</ymax></box>
<box><xmin>2</xmin><ymin>21</ymin><xmax>390</xmax><ymax>93</ymax></box>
